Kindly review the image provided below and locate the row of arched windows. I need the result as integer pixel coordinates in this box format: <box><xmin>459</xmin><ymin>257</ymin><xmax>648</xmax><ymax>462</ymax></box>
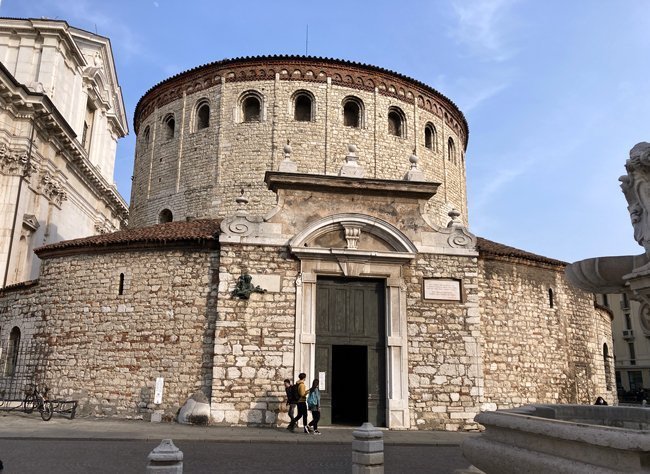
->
<box><xmin>140</xmin><ymin>92</ymin><xmax>463</xmax><ymax>164</ymax></box>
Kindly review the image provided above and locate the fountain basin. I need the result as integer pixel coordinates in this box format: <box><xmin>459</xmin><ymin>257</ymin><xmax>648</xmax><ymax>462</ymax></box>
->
<box><xmin>462</xmin><ymin>405</ymin><xmax>650</xmax><ymax>473</ymax></box>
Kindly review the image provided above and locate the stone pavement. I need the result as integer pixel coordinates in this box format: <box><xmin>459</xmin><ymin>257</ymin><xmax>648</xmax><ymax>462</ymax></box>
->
<box><xmin>0</xmin><ymin>411</ymin><xmax>476</xmax><ymax>446</ymax></box>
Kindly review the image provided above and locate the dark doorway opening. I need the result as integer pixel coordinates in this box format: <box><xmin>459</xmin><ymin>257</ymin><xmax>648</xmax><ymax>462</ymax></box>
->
<box><xmin>331</xmin><ymin>345</ymin><xmax>367</xmax><ymax>425</ymax></box>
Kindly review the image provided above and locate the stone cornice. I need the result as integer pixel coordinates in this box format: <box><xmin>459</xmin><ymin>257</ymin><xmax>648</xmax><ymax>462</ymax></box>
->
<box><xmin>133</xmin><ymin>55</ymin><xmax>469</xmax><ymax>148</ymax></box>
<box><xmin>264</xmin><ymin>171</ymin><xmax>440</xmax><ymax>200</ymax></box>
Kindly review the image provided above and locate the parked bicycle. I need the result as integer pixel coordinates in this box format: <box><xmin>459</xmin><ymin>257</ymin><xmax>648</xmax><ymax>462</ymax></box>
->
<box><xmin>23</xmin><ymin>384</ymin><xmax>53</xmax><ymax>421</ymax></box>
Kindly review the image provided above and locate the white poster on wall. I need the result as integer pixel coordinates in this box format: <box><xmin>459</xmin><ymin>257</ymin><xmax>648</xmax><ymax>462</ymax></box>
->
<box><xmin>154</xmin><ymin>377</ymin><xmax>164</xmax><ymax>404</ymax></box>
<box><xmin>318</xmin><ymin>372</ymin><xmax>326</xmax><ymax>391</ymax></box>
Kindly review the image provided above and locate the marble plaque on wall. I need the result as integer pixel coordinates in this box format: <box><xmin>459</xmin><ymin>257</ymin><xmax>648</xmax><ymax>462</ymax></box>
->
<box><xmin>423</xmin><ymin>278</ymin><xmax>461</xmax><ymax>301</ymax></box>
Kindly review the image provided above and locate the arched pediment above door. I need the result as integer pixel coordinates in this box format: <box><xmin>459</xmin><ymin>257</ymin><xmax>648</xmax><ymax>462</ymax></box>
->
<box><xmin>289</xmin><ymin>213</ymin><xmax>417</xmax><ymax>261</ymax></box>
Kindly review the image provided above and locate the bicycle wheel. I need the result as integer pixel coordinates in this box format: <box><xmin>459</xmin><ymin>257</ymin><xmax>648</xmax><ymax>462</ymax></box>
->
<box><xmin>23</xmin><ymin>395</ymin><xmax>36</xmax><ymax>414</ymax></box>
<box><xmin>40</xmin><ymin>400</ymin><xmax>53</xmax><ymax>421</ymax></box>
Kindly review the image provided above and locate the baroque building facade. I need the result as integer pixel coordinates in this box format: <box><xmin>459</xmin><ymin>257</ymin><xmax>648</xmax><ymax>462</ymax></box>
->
<box><xmin>0</xmin><ymin>55</ymin><xmax>614</xmax><ymax>430</ymax></box>
<box><xmin>0</xmin><ymin>18</ymin><xmax>128</xmax><ymax>288</ymax></box>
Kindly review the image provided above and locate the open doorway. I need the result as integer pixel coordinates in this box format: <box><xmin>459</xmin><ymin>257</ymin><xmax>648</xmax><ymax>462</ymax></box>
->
<box><xmin>331</xmin><ymin>345</ymin><xmax>367</xmax><ymax>425</ymax></box>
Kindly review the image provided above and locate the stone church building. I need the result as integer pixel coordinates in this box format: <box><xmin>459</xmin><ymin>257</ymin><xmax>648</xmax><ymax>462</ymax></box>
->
<box><xmin>0</xmin><ymin>54</ymin><xmax>615</xmax><ymax>430</ymax></box>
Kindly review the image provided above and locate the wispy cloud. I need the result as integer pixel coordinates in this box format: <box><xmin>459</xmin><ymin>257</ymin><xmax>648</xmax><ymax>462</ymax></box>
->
<box><xmin>471</xmin><ymin>157</ymin><xmax>533</xmax><ymax>213</ymax></box>
<box><xmin>38</xmin><ymin>0</ymin><xmax>145</xmax><ymax>60</ymax></box>
<box><xmin>449</xmin><ymin>0</ymin><xmax>520</xmax><ymax>62</ymax></box>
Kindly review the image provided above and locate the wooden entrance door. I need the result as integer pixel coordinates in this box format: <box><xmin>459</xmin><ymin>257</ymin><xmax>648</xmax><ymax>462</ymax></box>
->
<box><xmin>314</xmin><ymin>278</ymin><xmax>386</xmax><ymax>426</ymax></box>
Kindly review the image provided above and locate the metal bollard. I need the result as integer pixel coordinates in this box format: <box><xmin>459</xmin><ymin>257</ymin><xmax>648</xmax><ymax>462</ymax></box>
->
<box><xmin>146</xmin><ymin>439</ymin><xmax>183</xmax><ymax>473</ymax></box>
<box><xmin>352</xmin><ymin>422</ymin><xmax>384</xmax><ymax>473</ymax></box>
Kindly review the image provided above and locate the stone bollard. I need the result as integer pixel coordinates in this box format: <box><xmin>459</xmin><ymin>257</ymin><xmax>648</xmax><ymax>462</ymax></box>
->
<box><xmin>352</xmin><ymin>422</ymin><xmax>384</xmax><ymax>473</ymax></box>
<box><xmin>146</xmin><ymin>439</ymin><xmax>183</xmax><ymax>473</ymax></box>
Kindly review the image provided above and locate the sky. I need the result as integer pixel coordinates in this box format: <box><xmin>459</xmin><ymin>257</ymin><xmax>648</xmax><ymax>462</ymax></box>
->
<box><xmin>3</xmin><ymin>0</ymin><xmax>649</xmax><ymax>263</ymax></box>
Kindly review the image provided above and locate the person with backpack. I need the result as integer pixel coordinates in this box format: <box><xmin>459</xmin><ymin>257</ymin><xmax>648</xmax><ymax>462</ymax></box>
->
<box><xmin>307</xmin><ymin>378</ymin><xmax>321</xmax><ymax>434</ymax></box>
<box><xmin>284</xmin><ymin>378</ymin><xmax>299</xmax><ymax>430</ymax></box>
<box><xmin>290</xmin><ymin>372</ymin><xmax>309</xmax><ymax>433</ymax></box>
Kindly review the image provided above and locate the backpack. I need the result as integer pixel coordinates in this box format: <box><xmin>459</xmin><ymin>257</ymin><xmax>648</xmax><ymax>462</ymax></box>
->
<box><xmin>307</xmin><ymin>390</ymin><xmax>317</xmax><ymax>408</ymax></box>
<box><xmin>289</xmin><ymin>384</ymin><xmax>300</xmax><ymax>403</ymax></box>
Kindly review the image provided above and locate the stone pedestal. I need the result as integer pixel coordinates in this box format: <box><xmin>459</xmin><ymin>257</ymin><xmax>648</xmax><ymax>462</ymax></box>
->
<box><xmin>352</xmin><ymin>423</ymin><xmax>384</xmax><ymax>473</ymax></box>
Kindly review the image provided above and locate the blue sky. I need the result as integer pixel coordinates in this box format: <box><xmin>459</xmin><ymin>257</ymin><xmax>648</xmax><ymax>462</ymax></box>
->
<box><xmin>4</xmin><ymin>0</ymin><xmax>649</xmax><ymax>262</ymax></box>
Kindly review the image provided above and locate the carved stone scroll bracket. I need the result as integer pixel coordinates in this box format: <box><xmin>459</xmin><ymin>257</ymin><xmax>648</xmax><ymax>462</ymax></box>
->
<box><xmin>420</xmin><ymin>209</ymin><xmax>477</xmax><ymax>250</ymax></box>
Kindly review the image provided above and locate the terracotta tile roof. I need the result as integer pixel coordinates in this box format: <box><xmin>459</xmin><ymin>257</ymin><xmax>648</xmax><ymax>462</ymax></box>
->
<box><xmin>476</xmin><ymin>237</ymin><xmax>567</xmax><ymax>267</ymax></box>
<box><xmin>35</xmin><ymin>219</ymin><xmax>221</xmax><ymax>257</ymax></box>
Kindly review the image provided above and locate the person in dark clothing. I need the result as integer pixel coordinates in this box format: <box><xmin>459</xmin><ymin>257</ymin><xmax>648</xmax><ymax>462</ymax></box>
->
<box><xmin>284</xmin><ymin>378</ymin><xmax>298</xmax><ymax>430</ymax></box>
<box><xmin>290</xmin><ymin>373</ymin><xmax>309</xmax><ymax>433</ymax></box>
<box><xmin>594</xmin><ymin>396</ymin><xmax>608</xmax><ymax>405</ymax></box>
<box><xmin>307</xmin><ymin>378</ymin><xmax>321</xmax><ymax>434</ymax></box>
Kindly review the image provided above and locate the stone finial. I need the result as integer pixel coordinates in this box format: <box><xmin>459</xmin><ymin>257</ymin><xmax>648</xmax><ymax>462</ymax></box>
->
<box><xmin>404</xmin><ymin>149</ymin><xmax>424</xmax><ymax>181</ymax></box>
<box><xmin>447</xmin><ymin>208</ymin><xmax>462</xmax><ymax>228</ymax></box>
<box><xmin>147</xmin><ymin>439</ymin><xmax>183</xmax><ymax>473</ymax></box>
<box><xmin>339</xmin><ymin>144</ymin><xmax>365</xmax><ymax>178</ymax></box>
<box><xmin>352</xmin><ymin>423</ymin><xmax>384</xmax><ymax>473</ymax></box>
<box><xmin>279</xmin><ymin>140</ymin><xmax>298</xmax><ymax>172</ymax></box>
<box><xmin>235</xmin><ymin>188</ymin><xmax>248</xmax><ymax>208</ymax></box>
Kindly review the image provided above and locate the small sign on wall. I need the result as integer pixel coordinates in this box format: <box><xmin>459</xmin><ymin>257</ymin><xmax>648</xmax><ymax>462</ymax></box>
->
<box><xmin>423</xmin><ymin>278</ymin><xmax>462</xmax><ymax>302</ymax></box>
<box><xmin>154</xmin><ymin>377</ymin><xmax>164</xmax><ymax>404</ymax></box>
<box><xmin>319</xmin><ymin>371</ymin><xmax>326</xmax><ymax>391</ymax></box>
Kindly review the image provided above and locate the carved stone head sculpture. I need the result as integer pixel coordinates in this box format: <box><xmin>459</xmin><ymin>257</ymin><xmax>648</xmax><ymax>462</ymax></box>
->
<box><xmin>620</xmin><ymin>142</ymin><xmax>650</xmax><ymax>255</ymax></box>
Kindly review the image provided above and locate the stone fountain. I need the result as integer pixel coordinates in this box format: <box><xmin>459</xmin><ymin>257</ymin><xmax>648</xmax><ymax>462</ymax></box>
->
<box><xmin>462</xmin><ymin>143</ymin><xmax>650</xmax><ymax>473</ymax></box>
<box><xmin>566</xmin><ymin>142</ymin><xmax>650</xmax><ymax>336</ymax></box>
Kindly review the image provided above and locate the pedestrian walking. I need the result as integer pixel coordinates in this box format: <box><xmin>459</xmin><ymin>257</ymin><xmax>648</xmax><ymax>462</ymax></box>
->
<box><xmin>284</xmin><ymin>378</ymin><xmax>299</xmax><ymax>430</ymax></box>
<box><xmin>307</xmin><ymin>378</ymin><xmax>321</xmax><ymax>434</ymax></box>
<box><xmin>292</xmin><ymin>373</ymin><xmax>309</xmax><ymax>433</ymax></box>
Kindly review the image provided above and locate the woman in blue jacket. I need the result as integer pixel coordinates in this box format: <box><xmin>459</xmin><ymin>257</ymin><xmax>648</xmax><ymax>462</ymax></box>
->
<box><xmin>307</xmin><ymin>379</ymin><xmax>321</xmax><ymax>434</ymax></box>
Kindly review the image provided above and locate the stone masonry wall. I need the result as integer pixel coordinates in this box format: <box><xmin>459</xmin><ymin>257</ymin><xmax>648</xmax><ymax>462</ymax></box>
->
<box><xmin>0</xmin><ymin>281</ymin><xmax>44</xmax><ymax>396</ymax></box>
<box><xmin>404</xmin><ymin>253</ymin><xmax>482</xmax><ymax>431</ymax></box>
<box><xmin>130</xmin><ymin>71</ymin><xmax>468</xmax><ymax>228</ymax></box>
<box><xmin>478</xmin><ymin>257</ymin><xmax>616</xmax><ymax>408</ymax></box>
<box><xmin>34</xmin><ymin>247</ymin><xmax>219</xmax><ymax>418</ymax></box>
<box><xmin>211</xmin><ymin>244</ymin><xmax>300</xmax><ymax>425</ymax></box>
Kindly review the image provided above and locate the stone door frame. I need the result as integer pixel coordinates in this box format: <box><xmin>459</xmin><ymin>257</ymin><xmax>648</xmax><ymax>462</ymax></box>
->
<box><xmin>289</xmin><ymin>214</ymin><xmax>415</xmax><ymax>429</ymax></box>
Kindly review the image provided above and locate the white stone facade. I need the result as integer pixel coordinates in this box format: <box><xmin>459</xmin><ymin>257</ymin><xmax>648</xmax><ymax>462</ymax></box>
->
<box><xmin>0</xmin><ymin>18</ymin><xmax>128</xmax><ymax>287</ymax></box>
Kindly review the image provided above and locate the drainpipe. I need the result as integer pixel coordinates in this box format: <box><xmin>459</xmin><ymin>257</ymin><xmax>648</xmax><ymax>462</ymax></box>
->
<box><xmin>3</xmin><ymin>120</ymin><xmax>35</xmax><ymax>288</ymax></box>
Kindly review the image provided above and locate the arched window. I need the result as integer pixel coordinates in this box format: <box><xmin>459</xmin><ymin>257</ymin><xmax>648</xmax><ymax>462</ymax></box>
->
<box><xmin>447</xmin><ymin>137</ymin><xmax>456</xmax><ymax>163</ymax></box>
<box><xmin>293</xmin><ymin>92</ymin><xmax>314</xmax><ymax>122</ymax></box>
<box><xmin>5</xmin><ymin>327</ymin><xmax>20</xmax><ymax>376</ymax></box>
<box><xmin>196</xmin><ymin>101</ymin><xmax>210</xmax><ymax>130</ymax></box>
<box><xmin>343</xmin><ymin>96</ymin><xmax>363</xmax><ymax>128</ymax></box>
<box><xmin>603</xmin><ymin>343</ymin><xmax>612</xmax><ymax>390</ymax></box>
<box><xmin>159</xmin><ymin>209</ymin><xmax>173</xmax><ymax>223</ymax></box>
<box><xmin>241</xmin><ymin>93</ymin><xmax>262</xmax><ymax>122</ymax></box>
<box><xmin>142</xmin><ymin>126</ymin><xmax>150</xmax><ymax>146</ymax></box>
<box><xmin>118</xmin><ymin>273</ymin><xmax>125</xmax><ymax>295</ymax></box>
<box><xmin>163</xmin><ymin>114</ymin><xmax>175</xmax><ymax>140</ymax></box>
<box><xmin>388</xmin><ymin>107</ymin><xmax>406</xmax><ymax>138</ymax></box>
<box><xmin>424</xmin><ymin>123</ymin><xmax>436</xmax><ymax>150</ymax></box>
<box><xmin>548</xmin><ymin>288</ymin><xmax>554</xmax><ymax>308</ymax></box>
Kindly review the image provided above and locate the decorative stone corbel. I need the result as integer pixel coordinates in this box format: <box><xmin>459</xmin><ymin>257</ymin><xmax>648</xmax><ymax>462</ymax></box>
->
<box><xmin>220</xmin><ymin>188</ymin><xmax>263</xmax><ymax>237</ymax></box>
<box><xmin>343</xmin><ymin>223</ymin><xmax>363</xmax><ymax>249</ymax></box>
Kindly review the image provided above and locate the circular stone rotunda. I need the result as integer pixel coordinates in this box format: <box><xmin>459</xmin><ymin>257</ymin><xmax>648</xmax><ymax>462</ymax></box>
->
<box><xmin>0</xmin><ymin>56</ymin><xmax>615</xmax><ymax>431</ymax></box>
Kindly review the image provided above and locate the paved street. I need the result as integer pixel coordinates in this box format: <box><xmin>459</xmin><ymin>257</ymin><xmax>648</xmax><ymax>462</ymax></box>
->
<box><xmin>0</xmin><ymin>439</ymin><xmax>472</xmax><ymax>473</ymax></box>
<box><xmin>0</xmin><ymin>413</ymin><xmax>477</xmax><ymax>473</ymax></box>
